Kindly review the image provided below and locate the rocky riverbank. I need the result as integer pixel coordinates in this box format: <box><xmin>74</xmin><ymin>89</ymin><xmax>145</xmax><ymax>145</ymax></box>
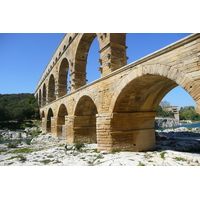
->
<box><xmin>155</xmin><ymin>117</ymin><xmax>182</xmax><ymax>128</ymax></box>
<box><xmin>0</xmin><ymin>127</ymin><xmax>41</xmax><ymax>141</ymax></box>
<box><xmin>1</xmin><ymin>127</ymin><xmax>200</xmax><ymax>166</ymax></box>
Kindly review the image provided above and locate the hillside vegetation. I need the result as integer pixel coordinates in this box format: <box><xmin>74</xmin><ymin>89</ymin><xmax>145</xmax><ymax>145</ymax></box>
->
<box><xmin>0</xmin><ymin>93</ymin><xmax>40</xmax><ymax>129</ymax></box>
<box><xmin>179</xmin><ymin>106</ymin><xmax>200</xmax><ymax>121</ymax></box>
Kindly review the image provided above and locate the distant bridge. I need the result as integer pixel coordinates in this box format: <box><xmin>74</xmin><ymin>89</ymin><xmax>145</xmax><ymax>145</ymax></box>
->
<box><xmin>35</xmin><ymin>33</ymin><xmax>200</xmax><ymax>152</ymax></box>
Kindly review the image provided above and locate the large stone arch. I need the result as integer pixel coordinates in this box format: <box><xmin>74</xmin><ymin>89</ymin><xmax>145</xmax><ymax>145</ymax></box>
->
<box><xmin>109</xmin><ymin>64</ymin><xmax>200</xmax><ymax>113</ymax></box>
<box><xmin>57</xmin><ymin>58</ymin><xmax>70</xmax><ymax>98</ymax></box>
<box><xmin>56</xmin><ymin>104</ymin><xmax>68</xmax><ymax>137</ymax></box>
<box><xmin>73</xmin><ymin>95</ymin><xmax>98</xmax><ymax>143</ymax></box>
<box><xmin>72</xmin><ymin>33</ymin><xmax>100</xmax><ymax>90</ymax></box>
<box><xmin>107</xmin><ymin>64</ymin><xmax>200</xmax><ymax>151</ymax></box>
<box><xmin>48</xmin><ymin>74</ymin><xmax>56</xmax><ymax>103</ymax></box>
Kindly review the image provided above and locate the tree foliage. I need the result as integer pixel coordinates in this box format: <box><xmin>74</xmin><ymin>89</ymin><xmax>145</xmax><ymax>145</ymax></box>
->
<box><xmin>157</xmin><ymin>101</ymin><xmax>174</xmax><ymax>118</ymax></box>
<box><xmin>179</xmin><ymin>106</ymin><xmax>200</xmax><ymax>121</ymax></box>
<box><xmin>157</xmin><ymin>105</ymin><xmax>174</xmax><ymax>118</ymax></box>
<box><xmin>157</xmin><ymin>101</ymin><xmax>200</xmax><ymax>121</ymax></box>
<box><xmin>0</xmin><ymin>93</ymin><xmax>40</xmax><ymax>122</ymax></box>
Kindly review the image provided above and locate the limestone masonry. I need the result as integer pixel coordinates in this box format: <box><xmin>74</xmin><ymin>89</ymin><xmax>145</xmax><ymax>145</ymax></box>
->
<box><xmin>35</xmin><ymin>33</ymin><xmax>200</xmax><ymax>152</ymax></box>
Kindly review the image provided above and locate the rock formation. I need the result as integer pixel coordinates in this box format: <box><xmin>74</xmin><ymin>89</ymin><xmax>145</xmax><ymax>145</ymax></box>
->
<box><xmin>155</xmin><ymin>118</ymin><xmax>182</xmax><ymax>128</ymax></box>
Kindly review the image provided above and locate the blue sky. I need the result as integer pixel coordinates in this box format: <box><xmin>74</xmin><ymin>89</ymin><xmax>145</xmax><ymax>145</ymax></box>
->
<box><xmin>0</xmin><ymin>33</ymin><xmax>196</xmax><ymax>108</ymax></box>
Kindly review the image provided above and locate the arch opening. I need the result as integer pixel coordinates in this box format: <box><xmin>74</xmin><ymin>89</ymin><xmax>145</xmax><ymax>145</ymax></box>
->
<box><xmin>47</xmin><ymin>108</ymin><xmax>53</xmax><ymax>133</ymax></box>
<box><xmin>111</xmin><ymin>74</ymin><xmax>179</xmax><ymax>152</ymax></box>
<box><xmin>48</xmin><ymin>74</ymin><xmax>56</xmax><ymax>103</ymax></box>
<box><xmin>74</xmin><ymin>96</ymin><xmax>98</xmax><ymax>143</ymax></box>
<box><xmin>73</xmin><ymin>33</ymin><xmax>100</xmax><ymax>90</ymax></box>
<box><xmin>41</xmin><ymin>110</ymin><xmax>45</xmax><ymax>118</ymax></box>
<box><xmin>86</xmin><ymin>36</ymin><xmax>101</xmax><ymax>84</ymax></box>
<box><xmin>57</xmin><ymin>104</ymin><xmax>68</xmax><ymax>138</ymax></box>
<box><xmin>58</xmin><ymin>58</ymin><xmax>70</xmax><ymax>97</ymax></box>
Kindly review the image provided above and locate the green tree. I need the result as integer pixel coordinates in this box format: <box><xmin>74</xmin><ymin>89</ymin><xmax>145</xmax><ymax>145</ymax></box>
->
<box><xmin>157</xmin><ymin>102</ymin><xmax>174</xmax><ymax>118</ymax></box>
<box><xmin>179</xmin><ymin>106</ymin><xmax>200</xmax><ymax>121</ymax></box>
<box><xmin>0</xmin><ymin>93</ymin><xmax>40</xmax><ymax>122</ymax></box>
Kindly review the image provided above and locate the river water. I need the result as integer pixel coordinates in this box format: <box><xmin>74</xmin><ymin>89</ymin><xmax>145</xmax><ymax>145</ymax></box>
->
<box><xmin>157</xmin><ymin>122</ymin><xmax>200</xmax><ymax>130</ymax></box>
<box><xmin>179</xmin><ymin>122</ymin><xmax>200</xmax><ymax>129</ymax></box>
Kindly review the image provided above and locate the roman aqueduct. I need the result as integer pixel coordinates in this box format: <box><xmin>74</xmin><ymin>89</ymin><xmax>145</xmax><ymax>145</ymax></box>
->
<box><xmin>35</xmin><ymin>33</ymin><xmax>200</xmax><ymax>152</ymax></box>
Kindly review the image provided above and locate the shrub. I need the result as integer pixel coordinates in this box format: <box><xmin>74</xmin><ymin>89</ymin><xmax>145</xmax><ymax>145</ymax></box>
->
<box><xmin>160</xmin><ymin>152</ymin><xmax>167</xmax><ymax>159</ymax></box>
<box><xmin>7</xmin><ymin>142</ymin><xmax>18</xmax><ymax>148</ymax></box>
<box><xmin>29</xmin><ymin>129</ymin><xmax>42</xmax><ymax>137</ymax></box>
<box><xmin>18</xmin><ymin>154</ymin><xmax>27</xmax><ymax>163</ymax></box>
<box><xmin>174</xmin><ymin>157</ymin><xmax>187</xmax><ymax>162</ymax></box>
<box><xmin>74</xmin><ymin>142</ymin><xmax>85</xmax><ymax>150</ymax></box>
<box><xmin>93</xmin><ymin>149</ymin><xmax>100</xmax><ymax>153</ymax></box>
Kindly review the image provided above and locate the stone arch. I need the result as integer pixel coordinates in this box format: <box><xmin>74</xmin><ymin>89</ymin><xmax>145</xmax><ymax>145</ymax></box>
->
<box><xmin>56</xmin><ymin>104</ymin><xmax>68</xmax><ymax>137</ymax></box>
<box><xmin>113</xmin><ymin>75</ymin><xmax>177</xmax><ymax>113</ymax></box>
<box><xmin>73</xmin><ymin>95</ymin><xmax>98</xmax><ymax>143</ymax></box>
<box><xmin>109</xmin><ymin>64</ymin><xmax>200</xmax><ymax>113</ymax></box>
<box><xmin>108</xmin><ymin>64</ymin><xmax>200</xmax><ymax>151</ymax></box>
<box><xmin>48</xmin><ymin>74</ymin><xmax>56</xmax><ymax>103</ymax></box>
<box><xmin>42</xmin><ymin>83</ymin><xmax>47</xmax><ymax>106</ymax></box>
<box><xmin>57</xmin><ymin>58</ymin><xmax>70</xmax><ymax>98</ymax></box>
<box><xmin>72</xmin><ymin>33</ymin><xmax>100</xmax><ymax>90</ymax></box>
<box><xmin>41</xmin><ymin>110</ymin><xmax>45</xmax><ymax>118</ymax></box>
<box><xmin>47</xmin><ymin>108</ymin><xmax>54</xmax><ymax>133</ymax></box>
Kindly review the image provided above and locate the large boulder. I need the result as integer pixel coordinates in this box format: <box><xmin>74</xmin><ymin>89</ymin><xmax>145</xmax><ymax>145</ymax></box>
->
<box><xmin>155</xmin><ymin>118</ymin><xmax>182</xmax><ymax>128</ymax></box>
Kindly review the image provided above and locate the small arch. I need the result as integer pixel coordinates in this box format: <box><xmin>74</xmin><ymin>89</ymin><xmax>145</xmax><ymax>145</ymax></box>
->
<box><xmin>74</xmin><ymin>95</ymin><xmax>98</xmax><ymax>143</ymax></box>
<box><xmin>57</xmin><ymin>104</ymin><xmax>68</xmax><ymax>137</ymax></box>
<box><xmin>47</xmin><ymin>108</ymin><xmax>54</xmax><ymax>133</ymax></box>
<box><xmin>41</xmin><ymin>110</ymin><xmax>45</xmax><ymax>118</ymax></box>
<box><xmin>48</xmin><ymin>74</ymin><xmax>56</xmax><ymax>102</ymax></box>
<box><xmin>57</xmin><ymin>58</ymin><xmax>70</xmax><ymax>97</ymax></box>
